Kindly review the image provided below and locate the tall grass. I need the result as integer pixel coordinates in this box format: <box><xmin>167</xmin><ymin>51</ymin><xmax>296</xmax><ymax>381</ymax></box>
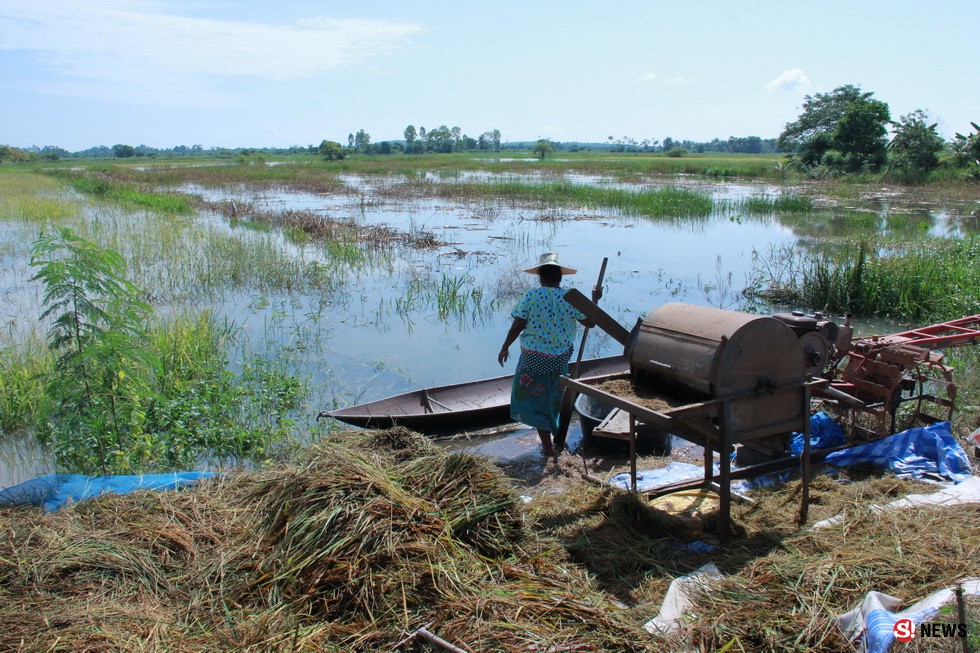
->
<box><xmin>68</xmin><ymin>159</ymin><xmax>720</xmax><ymax>219</ymax></box>
<box><xmin>57</xmin><ymin>161</ymin><xmax>347</xmax><ymax>194</ymax></box>
<box><xmin>65</xmin><ymin>175</ymin><xmax>192</xmax><ymax>214</ymax></box>
<box><xmin>312</xmin><ymin>151</ymin><xmax>788</xmax><ymax>180</ymax></box>
<box><xmin>427</xmin><ymin>179</ymin><xmax>715</xmax><ymax>218</ymax></box>
<box><xmin>0</xmin><ymin>170</ymin><xmax>77</xmax><ymax>226</ymax></box>
<box><xmin>392</xmin><ymin>273</ymin><xmax>495</xmax><ymax>325</ymax></box>
<box><xmin>751</xmin><ymin>237</ymin><xmax>980</xmax><ymax>320</ymax></box>
<box><xmin>1</xmin><ymin>181</ymin><xmax>365</xmax><ymax>303</ymax></box>
<box><xmin>735</xmin><ymin>192</ymin><xmax>814</xmax><ymax>215</ymax></box>
<box><xmin>0</xmin><ymin>333</ymin><xmax>52</xmax><ymax>434</ymax></box>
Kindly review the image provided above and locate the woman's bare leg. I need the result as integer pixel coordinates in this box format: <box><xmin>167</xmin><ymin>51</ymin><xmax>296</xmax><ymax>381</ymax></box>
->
<box><xmin>537</xmin><ymin>429</ymin><xmax>555</xmax><ymax>456</ymax></box>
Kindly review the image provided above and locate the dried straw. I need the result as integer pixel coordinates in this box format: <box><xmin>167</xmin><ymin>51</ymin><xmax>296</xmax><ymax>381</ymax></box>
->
<box><xmin>2</xmin><ymin>427</ymin><xmax>974</xmax><ymax>652</ymax></box>
<box><xmin>0</xmin><ymin>430</ymin><xmax>649</xmax><ymax>651</ymax></box>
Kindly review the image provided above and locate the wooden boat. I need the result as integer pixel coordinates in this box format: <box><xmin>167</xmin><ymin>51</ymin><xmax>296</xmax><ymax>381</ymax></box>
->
<box><xmin>321</xmin><ymin>355</ymin><xmax>628</xmax><ymax>434</ymax></box>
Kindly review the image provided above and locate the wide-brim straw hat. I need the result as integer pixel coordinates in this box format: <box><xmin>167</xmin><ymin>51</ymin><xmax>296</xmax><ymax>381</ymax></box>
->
<box><xmin>523</xmin><ymin>252</ymin><xmax>577</xmax><ymax>275</ymax></box>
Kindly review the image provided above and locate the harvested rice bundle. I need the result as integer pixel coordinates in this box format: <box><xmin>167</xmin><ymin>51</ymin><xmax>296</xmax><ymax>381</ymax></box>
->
<box><xmin>240</xmin><ymin>444</ymin><xmax>441</xmax><ymax>617</ymax></box>
<box><xmin>397</xmin><ymin>451</ymin><xmax>526</xmax><ymax>558</ymax></box>
<box><xmin>430</xmin><ymin>560</ymin><xmax>650</xmax><ymax>652</ymax></box>
<box><xmin>368</xmin><ymin>425</ymin><xmax>438</xmax><ymax>461</ymax></box>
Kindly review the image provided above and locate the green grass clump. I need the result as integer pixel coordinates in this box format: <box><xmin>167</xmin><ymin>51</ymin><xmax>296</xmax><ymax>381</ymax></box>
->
<box><xmin>0</xmin><ymin>171</ymin><xmax>77</xmax><ymax>225</ymax></box>
<box><xmin>68</xmin><ymin>176</ymin><xmax>192</xmax><ymax>214</ymax></box>
<box><xmin>60</xmin><ymin>160</ymin><xmax>347</xmax><ymax>195</ymax></box>
<box><xmin>739</xmin><ymin>192</ymin><xmax>813</xmax><ymax>215</ymax></box>
<box><xmin>431</xmin><ymin>179</ymin><xmax>715</xmax><ymax>218</ymax></box>
<box><xmin>752</xmin><ymin>237</ymin><xmax>980</xmax><ymax>320</ymax></box>
<box><xmin>0</xmin><ymin>335</ymin><xmax>52</xmax><ymax>433</ymax></box>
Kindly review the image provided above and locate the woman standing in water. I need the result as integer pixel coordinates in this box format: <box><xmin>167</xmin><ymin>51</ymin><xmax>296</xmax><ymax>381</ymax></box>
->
<box><xmin>498</xmin><ymin>252</ymin><xmax>599</xmax><ymax>457</ymax></box>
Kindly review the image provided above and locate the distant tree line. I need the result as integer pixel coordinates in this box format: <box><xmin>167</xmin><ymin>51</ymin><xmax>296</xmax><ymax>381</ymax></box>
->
<box><xmin>4</xmin><ymin>93</ymin><xmax>978</xmax><ymax>182</ymax></box>
<box><xmin>328</xmin><ymin>125</ymin><xmax>503</xmax><ymax>157</ymax></box>
<box><xmin>505</xmin><ymin>136</ymin><xmax>779</xmax><ymax>155</ymax></box>
<box><xmin>0</xmin><ymin>142</ymin><xmax>320</xmax><ymax>162</ymax></box>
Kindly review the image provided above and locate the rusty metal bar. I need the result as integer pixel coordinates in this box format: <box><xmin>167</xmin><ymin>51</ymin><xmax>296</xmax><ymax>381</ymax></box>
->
<box><xmin>799</xmin><ymin>382</ymin><xmax>812</xmax><ymax>525</ymax></box>
<box><xmin>719</xmin><ymin>400</ymin><xmax>732</xmax><ymax>543</ymax></box>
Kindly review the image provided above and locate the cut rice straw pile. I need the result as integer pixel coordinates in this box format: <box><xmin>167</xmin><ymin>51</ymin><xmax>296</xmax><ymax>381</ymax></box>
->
<box><xmin>0</xmin><ymin>428</ymin><xmax>646</xmax><ymax>652</ymax></box>
<box><xmin>1</xmin><ymin>427</ymin><xmax>977</xmax><ymax>652</ymax></box>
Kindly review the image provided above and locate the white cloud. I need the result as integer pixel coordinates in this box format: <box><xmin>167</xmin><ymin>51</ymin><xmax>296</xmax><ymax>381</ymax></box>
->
<box><xmin>765</xmin><ymin>68</ymin><xmax>811</xmax><ymax>92</ymax></box>
<box><xmin>638</xmin><ymin>72</ymin><xmax>695</xmax><ymax>86</ymax></box>
<box><xmin>0</xmin><ymin>1</ymin><xmax>422</xmax><ymax>105</ymax></box>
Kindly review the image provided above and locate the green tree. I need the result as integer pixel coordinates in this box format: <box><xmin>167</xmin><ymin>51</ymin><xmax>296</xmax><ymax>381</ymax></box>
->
<box><xmin>888</xmin><ymin>110</ymin><xmax>944</xmax><ymax>173</ymax></box>
<box><xmin>532</xmin><ymin>139</ymin><xmax>554</xmax><ymax>159</ymax></box>
<box><xmin>422</xmin><ymin>125</ymin><xmax>453</xmax><ymax>153</ymax></box>
<box><xmin>833</xmin><ymin>98</ymin><xmax>890</xmax><ymax>171</ymax></box>
<box><xmin>354</xmin><ymin>129</ymin><xmax>371</xmax><ymax>153</ymax></box>
<box><xmin>778</xmin><ymin>84</ymin><xmax>891</xmax><ymax>172</ymax></box>
<box><xmin>31</xmin><ymin>227</ymin><xmax>153</xmax><ymax>474</ymax></box>
<box><xmin>318</xmin><ymin>139</ymin><xmax>346</xmax><ymax>160</ymax></box>
<box><xmin>404</xmin><ymin>124</ymin><xmax>417</xmax><ymax>152</ymax></box>
<box><xmin>112</xmin><ymin>144</ymin><xmax>137</xmax><ymax>158</ymax></box>
<box><xmin>951</xmin><ymin>122</ymin><xmax>980</xmax><ymax>167</ymax></box>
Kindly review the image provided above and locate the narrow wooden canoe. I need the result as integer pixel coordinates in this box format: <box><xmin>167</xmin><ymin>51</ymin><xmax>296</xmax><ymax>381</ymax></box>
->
<box><xmin>321</xmin><ymin>355</ymin><xmax>628</xmax><ymax>434</ymax></box>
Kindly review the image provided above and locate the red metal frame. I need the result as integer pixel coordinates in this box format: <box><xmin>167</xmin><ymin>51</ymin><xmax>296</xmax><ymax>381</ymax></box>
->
<box><xmin>866</xmin><ymin>314</ymin><xmax>980</xmax><ymax>350</ymax></box>
<box><xmin>821</xmin><ymin>314</ymin><xmax>980</xmax><ymax>437</ymax></box>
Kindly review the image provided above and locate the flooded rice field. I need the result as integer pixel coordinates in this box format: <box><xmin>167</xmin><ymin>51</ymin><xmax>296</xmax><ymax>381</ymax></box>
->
<box><xmin>184</xmin><ymin>173</ymin><xmax>976</xmax><ymax>390</ymax></box>
<box><xmin>1</xmin><ymin>166</ymin><xmax>978</xmax><ymax>486</ymax></box>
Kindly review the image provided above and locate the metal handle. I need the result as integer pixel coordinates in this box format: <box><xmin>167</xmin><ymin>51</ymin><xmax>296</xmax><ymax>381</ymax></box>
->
<box><xmin>646</xmin><ymin>359</ymin><xmax>676</xmax><ymax>370</ymax></box>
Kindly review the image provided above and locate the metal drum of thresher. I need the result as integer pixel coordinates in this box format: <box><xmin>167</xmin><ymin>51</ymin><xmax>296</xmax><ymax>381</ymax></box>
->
<box><xmin>624</xmin><ymin>303</ymin><xmax>807</xmax><ymax>446</ymax></box>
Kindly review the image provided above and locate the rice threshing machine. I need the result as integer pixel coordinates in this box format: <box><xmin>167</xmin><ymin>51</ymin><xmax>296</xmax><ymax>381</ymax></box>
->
<box><xmin>562</xmin><ymin>289</ymin><xmax>980</xmax><ymax>540</ymax></box>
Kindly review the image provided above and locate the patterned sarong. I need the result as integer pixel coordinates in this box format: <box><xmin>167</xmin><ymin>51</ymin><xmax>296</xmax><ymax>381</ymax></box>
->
<box><xmin>510</xmin><ymin>347</ymin><xmax>573</xmax><ymax>432</ymax></box>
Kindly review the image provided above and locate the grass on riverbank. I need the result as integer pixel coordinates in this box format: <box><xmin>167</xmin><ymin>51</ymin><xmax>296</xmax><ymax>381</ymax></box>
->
<box><xmin>751</xmin><ymin>237</ymin><xmax>980</xmax><ymax>321</ymax></box>
<box><xmin>0</xmin><ymin>308</ymin><xmax>305</xmax><ymax>474</ymax></box>
<box><xmin>427</xmin><ymin>179</ymin><xmax>716</xmax><ymax>218</ymax></box>
<box><xmin>67</xmin><ymin>174</ymin><xmax>193</xmax><ymax>214</ymax></box>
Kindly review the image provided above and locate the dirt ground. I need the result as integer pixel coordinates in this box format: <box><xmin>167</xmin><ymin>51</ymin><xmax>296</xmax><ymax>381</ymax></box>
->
<box><xmin>497</xmin><ymin>434</ymin><xmax>714</xmax><ymax>498</ymax></box>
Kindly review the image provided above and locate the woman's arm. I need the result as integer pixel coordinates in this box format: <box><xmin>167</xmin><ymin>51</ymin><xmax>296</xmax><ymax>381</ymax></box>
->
<box><xmin>498</xmin><ymin>317</ymin><xmax>527</xmax><ymax>366</ymax></box>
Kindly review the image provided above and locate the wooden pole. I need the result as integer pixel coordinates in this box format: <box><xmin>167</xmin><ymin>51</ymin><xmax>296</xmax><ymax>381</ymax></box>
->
<box><xmin>555</xmin><ymin>258</ymin><xmax>608</xmax><ymax>446</ymax></box>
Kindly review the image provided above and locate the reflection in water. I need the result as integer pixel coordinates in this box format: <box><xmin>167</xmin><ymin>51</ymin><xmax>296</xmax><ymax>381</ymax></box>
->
<box><xmin>0</xmin><ymin>433</ymin><xmax>53</xmax><ymax>490</ymax></box>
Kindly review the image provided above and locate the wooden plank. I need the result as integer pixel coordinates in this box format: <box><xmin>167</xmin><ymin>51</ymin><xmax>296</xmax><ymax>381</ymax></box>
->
<box><xmin>595</xmin><ymin>407</ymin><xmax>631</xmax><ymax>436</ymax></box>
<box><xmin>563</xmin><ymin>289</ymin><xmax>631</xmax><ymax>346</ymax></box>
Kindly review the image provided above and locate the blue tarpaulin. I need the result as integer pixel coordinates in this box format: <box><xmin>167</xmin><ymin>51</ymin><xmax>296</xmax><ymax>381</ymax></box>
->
<box><xmin>790</xmin><ymin>411</ymin><xmax>848</xmax><ymax>456</ymax></box>
<box><xmin>0</xmin><ymin>472</ymin><xmax>215</xmax><ymax>511</ymax></box>
<box><xmin>822</xmin><ymin>421</ymin><xmax>971</xmax><ymax>482</ymax></box>
<box><xmin>609</xmin><ymin>417</ymin><xmax>972</xmax><ymax>495</ymax></box>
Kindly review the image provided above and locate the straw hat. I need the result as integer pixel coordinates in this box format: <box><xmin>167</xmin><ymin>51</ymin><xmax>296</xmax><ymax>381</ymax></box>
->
<box><xmin>523</xmin><ymin>252</ymin><xmax>577</xmax><ymax>275</ymax></box>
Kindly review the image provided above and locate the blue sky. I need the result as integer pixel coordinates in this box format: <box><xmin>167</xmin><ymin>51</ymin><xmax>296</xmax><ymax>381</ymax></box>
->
<box><xmin>2</xmin><ymin>0</ymin><xmax>977</xmax><ymax>151</ymax></box>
